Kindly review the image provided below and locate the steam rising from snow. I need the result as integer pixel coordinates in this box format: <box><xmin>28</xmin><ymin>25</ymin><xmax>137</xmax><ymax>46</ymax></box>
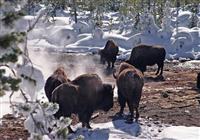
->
<box><xmin>28</xmin><ymin>48</ymin><xmax>106</xmax><ymax>82</ymax></box>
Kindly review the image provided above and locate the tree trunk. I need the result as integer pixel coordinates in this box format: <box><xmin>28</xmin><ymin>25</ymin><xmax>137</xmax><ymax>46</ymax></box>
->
<box><xmin>147</xmin><ymin>0</ymin><xmax>151</xmax><ymax>11</ymax></box>
<box><xmin>73</xmin><ymin>0</ymin><xmax>78</xmax><ymax>23</ymax></box>
<box><xmin>176</xmin><ymin>0</ymin><xmax>180</xmax><ymax>32</ymax></box>
<box><xmin>28</xmin><ymin>0</ymin><xmax>31</xmax><ymax>15</ymax></box>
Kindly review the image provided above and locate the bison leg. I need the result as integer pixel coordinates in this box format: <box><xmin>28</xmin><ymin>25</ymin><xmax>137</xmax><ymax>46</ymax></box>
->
<box><xmin>117</xmin><ymin>90</ymin><xmax>126</xmax><ymax>117</ymax></box>
<box><xmin>78</xmin><ymin>112</ymin><xmax>85</xmax><ymax>127</ymax></box>
<box><xmin>79</xmin><ymin>112</ymin><xmax>92</xmax><ymax>129</ymax></box>
<box><xmin>111</xmin><ymin>61</ymin><xmax>114</xmax><ymax>68</ymax></box>
<box><xmin>135</xmin><ymin>107</ymin><xmax>139</xmax><ymax>122</ymax></box>
<box><xmin>54</xmin><ymin>106</ymin><xmax>68</xmax><ymax>119</ymax></box>
<box><xmin>82</xmin><ymin>122</ymin><xmax>92</xmax><ymax>129</ymax></box>
<box><xmin>126</xmin><ymin>100</ymin><xmax>134</xmax><ymax>123</ymax></box>
<box><xmin>156</xmin><ymin>62</ymin><xmax>164</xmax><ymax>76</ymax></box>
<box><xmin>107</xmin><ymin>61</ymin><xmax>111</xmax><ymax>69</ymax></box>
<box><xmin>160</xmin><ymin>62</ymin><xmax>164</xmax><ymax>76</ymax></box>
<box><xmin>111</xmin><ymin>57</ymin><xmax>116</xmax><ymax>68</ymax></box>
<box><xmin>155</xmin><ymin>64</ymin><xmax>161</xmax><ymax>75</ymax></box>
<box><xmin>85</xmin><ymin>122</ymin><xmax>92</xmax><ymax>129</ymax></box>
<box><xmin>81</xmin><ymin>119</ymin><xmax>92</xmax><ymax>129</ymax></box>
<box><xmin>140</xmin><ymin>66</ymin><xmax>146</xmax><ymax>74</ymax></box>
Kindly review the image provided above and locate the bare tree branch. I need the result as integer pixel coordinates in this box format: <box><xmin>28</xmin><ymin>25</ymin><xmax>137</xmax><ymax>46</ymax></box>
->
<box><xmin>27</xmin><ymin>10</ymin><xmax>46</xmax><ymax>33</ymax></box>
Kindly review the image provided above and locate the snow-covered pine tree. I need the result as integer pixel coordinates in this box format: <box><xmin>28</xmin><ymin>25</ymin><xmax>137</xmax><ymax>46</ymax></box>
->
<box><xmin>140</xmin><ymin>4</ymin><xmax>159</xmax><ymax>35</ymax></box>
<box><xmin>161</xmin><ymin>0</ymin><xmax>173</xmax><ymax>32</ymax></box>
<box><xmin>175</xmin><ymin>0</ymin><xmax>180</xmax><ymax>32</ymax></box>
<box><xmin>156</xmin><ymin>0</ymin><xmax>165</xmax><ymax>26</ymax></box>
<box><xmin>189</xmin><ymin>2</ymin><xmax>198</xmax><ymax>28</ymax></box>
<box><xmin>158</xmin><ymin>0</ymin><xmax>173</xmax><ymax>42</ymax></box>
<box><xmin>0</xmin><ymin>1</ymin><xmax>73</xmax><ymax>139</ymax></box>
<box><xmin>0</xmin><ymin>1</ymin><xmax>25</xmax><ymax>96</ymax></box>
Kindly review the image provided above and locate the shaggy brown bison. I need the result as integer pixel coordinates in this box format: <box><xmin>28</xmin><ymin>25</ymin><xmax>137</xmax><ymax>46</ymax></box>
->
<box><xmin>52</xmin><ymin>73</ymin><xmax>114</xmax><ymax>129</ymax></box>
<box><xmin>99</xmin><ymin>40</ymin><xmax>119</xmax><ymax>69</ymax></box>
<box><xmin>113</xmin><ymin>62</ymin><xmax>144</xmax><ymax>123</ymax></box>
<box><xmin>126</xmin><ymin>45</ymin><xmax>166</xmax><ymax>76</ymax></box>
<box><xmin>44</xmin><ymin>67</ymin><xmax>70</xmax><ymax>102</ymax></box>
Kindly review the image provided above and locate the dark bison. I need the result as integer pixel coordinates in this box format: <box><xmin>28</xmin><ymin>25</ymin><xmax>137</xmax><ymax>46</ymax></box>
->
<box><xmin>44</xmin><ymin>67</ymin><xmax>70</xmax><ymax>102</ymax></box>
<box><xmin>99</xmin><ymin>40</ymin><xmax>119</xmax><ymax>69</ymax></box>
<box><xmin>113</xmin><ymin>62</ymin><xmax>144</xmax><ymax>123</ymax></box>
<box><xmin>126</xmin><ymin>45</ymin><xmax>166</xmax><ymax>76</ymax></box>
<box><xmin>52</xmin><ymin>73</ymin><xmax>114</xmax><ymax>128</ymax></box>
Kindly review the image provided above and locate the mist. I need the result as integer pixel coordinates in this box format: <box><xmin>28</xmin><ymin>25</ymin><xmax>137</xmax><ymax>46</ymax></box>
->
<box><xmin>28</xmin><ymin>48</ymin><xmax>111</xmax><ymax>83</ymax></box>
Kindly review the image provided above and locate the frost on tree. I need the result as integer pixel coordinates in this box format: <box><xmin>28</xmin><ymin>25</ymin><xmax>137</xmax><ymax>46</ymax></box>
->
<box><xmin>44</xmin><ymin>27</ymin><xmax>77</xmax><ymax>46</ymax></box>
<box><xmin>139</xmin><ymin>8</ymin><xmax>159</xmax><ymax>35</ymax></box>
<box><xmin>19</xmin><ymin>101</ymin><xmax>72</xmax><ymax>139</ymax></box>
<box><xmin>176</xmin><ymin>11</ymin><xmax>194</xmax><ymax>28</ymax></box>
<box><xmin>92</xmin><ymin>27</ymin><xmax>104</xmax><ymax>39</ymax></box>
<box><xmin>127</xmin><ymin>33</ymin><xmax>143</xmax><ymax>48</ymax></box>
<box><xmin>118</xmin><ymin>15</ymin><xmax>125</xmax><ymax>34</ymax></box>
<box><xmin>15</xmin><ymin>63</ymin><xmax>45</xmax><ymax>101</ymax></box>
<box><xmin>72</xmin><ymin>21</ymin><xmax>90</xmax><ymax>33</ymax></box>
<box><xmin>171</xmin><ymin>27</ymin><xmax>194</xmax><ymax>54</ymax></box>
<box><xmin>158</xmin><ymin>1</ymin><xmax>173</xmax><ymax>41</ymax></box>
<box><xmin>0</xmin><ymin>1</ymin><xmax>26</xmax><ymax>96</ymax></box>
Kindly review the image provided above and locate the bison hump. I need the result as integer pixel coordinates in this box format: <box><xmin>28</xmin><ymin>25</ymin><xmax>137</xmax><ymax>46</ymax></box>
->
<box><xmin>122</xmin><ymin>69</ymin><xmax>143</xmax><ymax>81</ymax></box>
<box><xmin>126</xmin><ymin>71</ymin><xmax>138</xmax><ymax>79</ymax></box>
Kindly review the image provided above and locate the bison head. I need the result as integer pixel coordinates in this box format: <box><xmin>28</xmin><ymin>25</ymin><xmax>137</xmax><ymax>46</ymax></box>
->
<box><xmin>99</xmin><ymin>84</ymin><xmax>114</xmax><ymax>111</ymax></box>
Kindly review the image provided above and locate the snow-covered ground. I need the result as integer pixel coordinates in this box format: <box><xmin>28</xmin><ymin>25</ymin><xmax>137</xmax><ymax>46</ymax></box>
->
<box><xmin>1</xmin><ymin>4</ymin><xmax>200</xmax><ymax>140</ymax></box>
<box><xmin>69</xmin><ymin>119</ymin><xmax>166</xmax><ymax>140</ymax></box>
<box><xmin>67</xmin><ymin>119</ymin><xmax>200</xmax><ymax>140</ymax></box>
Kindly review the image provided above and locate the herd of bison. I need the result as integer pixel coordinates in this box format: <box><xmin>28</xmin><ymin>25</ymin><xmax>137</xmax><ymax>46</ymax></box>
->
<box><xmin>44</xmin><ymin>40</ymin><xmax>200</xmax><ymax>132</ymax></box>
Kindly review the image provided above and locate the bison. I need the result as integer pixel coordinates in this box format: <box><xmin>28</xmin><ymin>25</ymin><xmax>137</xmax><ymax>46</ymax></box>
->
<box><xmin>99</xmin><ymin>40</ymin><xmax>119</xmax><ymax>69</ymax></box>
<box><xmin>113</xmin><ymin>62</ymin><xmax>144</xmax><ymax>123</ymax></box>
<box><xmin>44</xmin><ymin>67</ymin><xmax>70</xmax><ymax>102</ymax></box>
<box><xmin>126</xmin><ymin>45</ymin><xmax>166</xmax><ymax>76</ymax></box>
<box><xmin>52</xmin><ymin>73</ymin><xmax>114</xmax><ymax>129</ymax></box>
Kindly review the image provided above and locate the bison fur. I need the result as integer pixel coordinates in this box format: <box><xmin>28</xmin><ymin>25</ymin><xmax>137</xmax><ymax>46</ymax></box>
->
<box><xmin>52</xmin><ymin>73</ymin><xmax>114</xmax><ymax>129</ymax></box>
<box><xmin>126</xmin><ymin>45</ymin><xmax>166</xmax><ymax>76</ymax></box>
<box><xmin>99</xmin><ymin>40</ymin><xmax>119</xmax><ymax>69</ymax></box>
<box><xmin>114</xmin><ymin>62</ymin><xmax>144</xmax><ymax>123</ymax></box>
<box><xmin>44</xmin><ymin>67</ymin><xmax>70</xmax><ymax>102</ymax></box>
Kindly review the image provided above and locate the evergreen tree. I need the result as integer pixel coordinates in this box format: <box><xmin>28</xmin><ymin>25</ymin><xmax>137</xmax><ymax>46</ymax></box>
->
<box><xmin>175</xmin><ymin>0</ymin><xmax>180</xmax><ymax>32</ymax></box>
<box><xmin>0</xmin><ymin>1</ymin><xmax>26</xmax><ymax>96</ymax></box>
<box><xmin>0</xmin><ymin>2</ymin><xmax>72</xmax><ymax>139</ymax></box>
<box><xmin>161</xmin><ymin>0</ymin><xmax>172</xmax><ymax>31</ymax></box>
<box><xmin>189</xmin><ymin>2</ymin><xmax>198</xmax><ymax>28</ymax></box>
